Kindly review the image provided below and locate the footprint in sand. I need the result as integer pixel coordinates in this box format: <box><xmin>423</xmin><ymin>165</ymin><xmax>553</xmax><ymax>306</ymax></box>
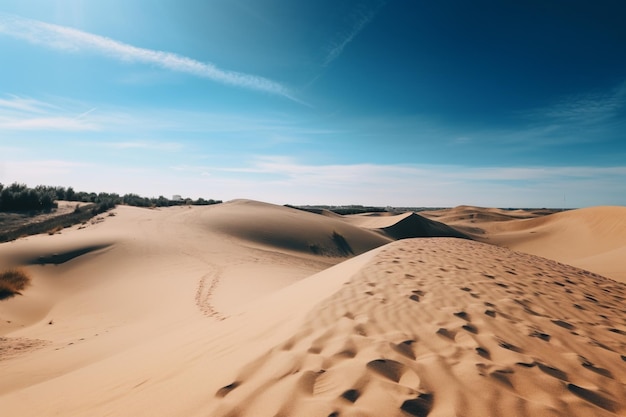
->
<box><xmin>567</xmin><ymin>383</ymin><xmax>619</xmax><ymax>413</ymax></box>
<box><xmin>497</xmin><ymin>339</ymin><xmax>523</xmax><ymax>353</ymax></box>
<box><xmin>340</xmin><ymin>388</ymin><xmax>360</xmax><ymax>403</ymax></box>
<box><xmin>366</xmin><ymin>359</ymin><xmax>406</xmax><ymax>382</ymax></box>
<box><xmin>475</xmin><ymin>346</ymin><xmax>490</xmax><ymax>359</ymax></box>
<box><xmin>436</xmin><ymin>328</ymin><xmax>456</xmax><ymax>340</ymax></box>
<box><xmin>608</xmin><ymin>327</ymin><xmax>626</xmax><ymax>336</ymax></box>
<box><xmin>392</xmin><ymin>340</ymin><xmax>417</xmax><ymax>359</ymax></box>
<box><xmin>215</xmin><ymin>381</ymin><xmax>240</xmax><ymax>398</ymax></box>
<box><xmin>489</xmin><ymin>368</ymin><xmax>515</xmax><ymax>389</ymax></box>
<box><xmin>537</xmin><ymin>362</ymin><xmax>568</xmax><ymax>381</ymax></box>
<box><xmin>453</xmin><ymin>311</ymin><xmax>470</xmax><ymax>320</ymax></box>
<box><xmin>366</xmin><ymin>358</ymin><xmax>420</xmax><ymax>388</ymax></box>
<box><xmin>529</xmin><ymin>330</ymin><xmax>551</xmax><ymax>341</ymax></box>
<box><xmin>462</xmin><ymin>324</ymin><xmax>478</xmax><ymax>334</ymax></box>
<box><xmin>552</xmin><ymin>320</ymin><xmax>575</xmax><ymax>330</ymax></box>
<box><xmin>578</xmin><ymin>356</ymin><xmax>614</xmax><ymax>379</ymax></box>
<box><xmin>400</xmin><ymin>393</ymin><xmax>434</xmax><ymax>417</ymax></box>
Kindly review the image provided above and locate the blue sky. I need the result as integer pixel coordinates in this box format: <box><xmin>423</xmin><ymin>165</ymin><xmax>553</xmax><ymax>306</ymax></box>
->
<box><xmin>1</xmin><ymin>0</ymin><xmax>625</xmax><ymax>207</ymax></box>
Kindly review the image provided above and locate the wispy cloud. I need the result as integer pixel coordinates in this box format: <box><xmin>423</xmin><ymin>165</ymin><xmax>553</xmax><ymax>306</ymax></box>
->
<box><xmin>0</xmin><ymin>13</ymin><xmax>295</xmax><ymax>100</ymax></box>
<box><xmin>91</xmin><ymin>140</ymin><xmax>184</xmax><ymax>152</ymax></box>
<box><xmin>3</xmin><ymin>154</ymin><xmax>624</xmax><ymax>206</ymax></box>
<box><xmin>525</xmin><ymin>82</ymin><xmax>626</xmax><ymax>126</ymax></box>
<box><xmin>0</xmin><ymin>95</ymin><xmax>99</xmax><ymax>131</ymax></box>
<box><xmin>226</xmin><ymin>156</ymin><xmax>626</xmax><ymax>183</ymax></box>
<box><xmin>0</xmin><ymin>95</ymin><xmax>60</xmax><ymax>114</ymax></box>
<box><xmin>323</xmin><ymin>1</ymin><xmax>386</xmax><ymax>66</ymax></box>
<box><xmin>0</xmin><ymin>117</ymin><xmax>98</xmax><ymax>131</ymax></box>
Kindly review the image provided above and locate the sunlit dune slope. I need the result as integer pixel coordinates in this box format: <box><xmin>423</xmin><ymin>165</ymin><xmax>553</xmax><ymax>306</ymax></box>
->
<box><xmin>3</xmin><ymin>238</ymin><xmax>624</xmax><ymax>417</ymax></box>
<box><xmin>206</xmin><ymin>238</ymin><xmax>626</xmax><ymax>417</ymax></box>
<box><xmin>420</xmin><ymin>205</ymin><xmax>547</xmax><ymax>236</ymax></box>
<box><xmin>0</xmin><ymin>200</ymin><xmax>386</xmax><ymax>393</ymax></box>
<box><xmin>470</xmin><ymin>206</ymin><xmax>626</xmax><ymax>283</ymax></box>
<box><xmin>202</xmin><ymin>199</ymin><xmax>392</xmax><ymax>256</ymax></box>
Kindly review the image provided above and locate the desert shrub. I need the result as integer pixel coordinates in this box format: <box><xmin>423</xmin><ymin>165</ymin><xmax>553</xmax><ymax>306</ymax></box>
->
<box><xmin>0</xmin><ymin>268</ymin><xmax>31</xmax><ymax>300</ymax></box>
<box><xmin>0</xmin><ymin>182</ymin><xmax>221</xmax><ymax>212</ymax></box>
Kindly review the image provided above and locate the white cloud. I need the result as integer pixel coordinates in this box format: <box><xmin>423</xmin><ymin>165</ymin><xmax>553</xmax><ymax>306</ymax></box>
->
<box><xmin>0</xmin><ymin>13</ymin><xmax>296</xmax><ymax>100</ymax></box>
<box><xmin>0</xmin><ymin>116</ymin><xmax>98</xmax><ymax>131</ymax></box>
<box><xmin>3</xmin><ymin>157</ymin><xmax>623</xmax><ymax>207</ymax></box>
<box><xmin>169</xmin><ymin>157</ymin><xmax>626</xmax><ymax>207</ymax></box>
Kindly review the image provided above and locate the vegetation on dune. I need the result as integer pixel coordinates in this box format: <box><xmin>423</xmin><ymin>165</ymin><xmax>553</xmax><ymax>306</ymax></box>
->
<box><xmin>0</xmin><ymin>268</ymin><xmax>31</xmax><ymax>300</ymax></box>
<box><xmin>0</xmin><ymin>182</ymin><xmax>222</xmax><ymax>242</ymax></box>
<box><xmin>0</xmin><ymin>183</ymin><xmax>58</xmax><ymax>212</ymax></box>
<box><xmin>0</xmin><ymin>182</ymin><xmax>222</xmax><ymax>213</ymax></box>
<box><xmin>285</xmin><ymin>204</ymin><xmax>389</xmax><ymax>215</ymax></box>
<box><xmin>119</xmin><ymin>193</ymin><xmax>221</xmax><ymax>208</ymax></box>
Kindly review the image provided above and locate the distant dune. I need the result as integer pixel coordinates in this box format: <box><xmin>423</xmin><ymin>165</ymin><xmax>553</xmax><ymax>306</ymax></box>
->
<box><xmin>0</xmin><ymin>200</ymin><xmax>624</xmax><ymax>416</ymax></box>
<box><xmin>197</xmin><ymin>199</ymin><xmax>393</xmax><ymax>256</ymax></box>
<box><xmin>348</xmin><ymin>211</ymin><xmax>468</xmax><ymax>240</ymax></box>
<box><xmin>425</xmin><ymin>206</ymin><xmax>626</xmax><ymax>283</ymax></box>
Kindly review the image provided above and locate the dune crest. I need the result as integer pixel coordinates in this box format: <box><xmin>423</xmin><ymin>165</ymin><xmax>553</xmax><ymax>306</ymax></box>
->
<box><xmin>344</xmin><ymin>211</ymin><xmax>468</xmax><ymax>240</ymax></box>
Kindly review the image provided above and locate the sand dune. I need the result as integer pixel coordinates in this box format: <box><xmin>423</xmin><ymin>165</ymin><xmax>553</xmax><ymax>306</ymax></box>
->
<box><xmin>344</xmin><ymin>211</ymin><xmax>468</xmax><ymax>240</ymax></box>
<box><xmin>420</xmin><ymin>205</ymin><xmax>548</xmax><ymax>237</ymax></box>
<box><xmin>198</xmin><ymin>199</ymin><xmax>392</xmax><ymax>256</ymax></box>
<box><xmin>434</xmin><ymin>206</ymin><xmax>626</xmax><ymax>283</ymax></box>
<box><xmin>0</xmin><ymin>201</ymin><xmax>625</xmax><ymax>416</ymax></box>
<box><xmin>208</xmin><ymin>239</ymin><xmax>626</xmax><ymax>417</ymax></box>
<box><xmin>0</xmin><ymin>200</ymin><xmax>369</xmax><ymax>394</ymax></box>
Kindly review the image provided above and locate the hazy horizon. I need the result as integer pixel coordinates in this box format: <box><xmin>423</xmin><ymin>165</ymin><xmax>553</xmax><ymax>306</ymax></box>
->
<box><xmin>1</xmin><ymin>1</ymin><xmax>625</xmax><ymax>207</ymax></box>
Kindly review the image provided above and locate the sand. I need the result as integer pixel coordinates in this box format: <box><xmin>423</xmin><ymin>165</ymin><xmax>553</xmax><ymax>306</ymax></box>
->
<box><xmin>0</xmin><ymin>200</ymin><xmax>624</xmax><ymax>416</ymax></box>
<box><xmin>422</xmin><ymin>205</ymin><xmax>626</xmax><ymax>283</ymax></box>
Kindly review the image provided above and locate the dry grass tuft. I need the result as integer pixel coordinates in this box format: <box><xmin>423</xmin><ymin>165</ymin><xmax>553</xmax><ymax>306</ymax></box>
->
<box><xmin>0</xmin><ymin>268</ymin><xmax>31</xmax><ymax>300</ymax></box>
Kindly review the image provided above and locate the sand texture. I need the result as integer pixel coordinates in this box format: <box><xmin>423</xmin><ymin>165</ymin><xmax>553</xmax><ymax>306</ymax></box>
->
<box><xmin>0</xmin><ymin>200</ymin><xmax>624</xmax><ymax>416</ymax></box>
